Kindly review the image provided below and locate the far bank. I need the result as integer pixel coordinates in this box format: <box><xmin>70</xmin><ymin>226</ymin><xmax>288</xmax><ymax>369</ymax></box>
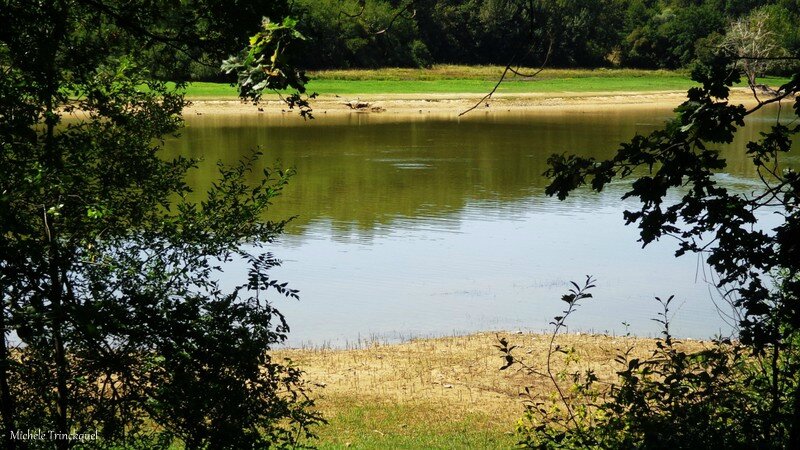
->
<box><xmin>181</xmin><ymin>67</ymin><xmax>789</xmax><ymax>115</ymax></box>
<box><xmin>185</xmin><ymin>89</ymin><xmax>780</xmax><ymax>116</ymax></box>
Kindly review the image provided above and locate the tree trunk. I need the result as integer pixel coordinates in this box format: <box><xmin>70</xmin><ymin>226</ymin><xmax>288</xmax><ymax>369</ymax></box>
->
<box><xmin>43</xmin><ymin>5</ymin><xmax>70</xmax><ymax>443</ymax></box>
<box><xmin>48</xmin><ymin>242</ymin><xmax>69</xmax><ymax>450</ymax></box>
<box><xmin>0</xmin><ymin>297</ymin><xmax>16</xmax><ymax>450</ymax></box>
<box><xmin>790</xmin><ymin>378</ymin><xmax>800</xmax><ymax>450</ymax></box>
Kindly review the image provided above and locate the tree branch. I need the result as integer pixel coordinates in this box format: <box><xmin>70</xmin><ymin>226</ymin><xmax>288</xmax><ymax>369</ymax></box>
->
<box><xmin>375</xmin><ymin>1</ymin><xmax>416</xmax><ymax>35</ymax></box>
<box><xmin>459</xmin><ymin>37</ymin><xmax>553</xmax><ymax>117</ymax></box>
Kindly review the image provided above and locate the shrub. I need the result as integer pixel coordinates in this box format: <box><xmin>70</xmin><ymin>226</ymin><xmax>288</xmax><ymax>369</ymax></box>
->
<box><xmin>500</xmin><ymin>279</ymin><xmax>799</xmax><ymax>449</ymax></box>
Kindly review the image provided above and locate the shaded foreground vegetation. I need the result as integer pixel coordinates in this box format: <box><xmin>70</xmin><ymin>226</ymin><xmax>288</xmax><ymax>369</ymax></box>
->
<box><xmin>1</xmin><ymin>2</ymin><xmax>321</xmax><ymax>449</ymax></box>
<box><xmin>535</xmin><ymin>51</ymin><xmax>800</xmax><ymax>447</ymax></box>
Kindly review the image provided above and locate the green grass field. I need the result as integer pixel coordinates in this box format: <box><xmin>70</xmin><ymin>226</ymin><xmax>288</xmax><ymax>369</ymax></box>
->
<box><xmin>311</xmin><ymin>401</ymin><xmax>518</xmax><ymax>449</ymax></box>
<box><xmin>180</xmin><ymin>65</ymin><xmax>788</xmax><ymax>98</ymax></box>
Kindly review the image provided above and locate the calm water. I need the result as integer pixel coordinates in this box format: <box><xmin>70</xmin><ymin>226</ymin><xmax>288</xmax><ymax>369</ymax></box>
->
<box><xmin>165</xmin><ymin>107</ymin><xmax>799</xmax><ymax>347</ymax></box>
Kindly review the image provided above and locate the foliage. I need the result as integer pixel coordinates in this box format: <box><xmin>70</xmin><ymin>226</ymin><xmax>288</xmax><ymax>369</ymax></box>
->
<box><xmin>139</xmin><ymin>1</ymin><xmax>800</xmax><ymax>78</ymax></box>
<box><xmin>0</xmin><ymin>1</ymin><xmax>321</xmax><ymax>448</ymax></box>
<box><xmin>544</xmin><ymin>56</ymin><xmax>800</xmax><ymax>351</ymax></box>
<box><xmin>619</xmin><ymin>3</ymin><xmax>726</xmax><ymax>69</ymax></box>
<box><xmin>222</xmin><ymin>16</ymin><xmax>316</xmax><ymax>118</ymax></box>
<box><xmin>290</xmin><ymin>0</ymin><xmax>421</xmax><ymax>70</ymax></box>
<box><xmin>82</xmin><ymin>0</ymin><xmax>793</xmax><ymax>78</ymax></box>
<box><xmin>537</xmin><ymin>40</ymin><xmax>800</xmax><ymax>447</ymax></box>
<box><xmin>500</xmin><ymin>283</ymin><xmax>797</xmax><ymax>449</ymax></box>
<box><xmin>109</xmin><ymin>0</ymin><xmax>292</xmax><ymax>82</ymax></box>
<box><xmin>760</xmin><ymin>3</ymin><xmax>800</xmax><ymax>74</ymax></box>
<box><xmin>724</xmin><ymin>8</ymin><xmax>785</xmax><ymax>85</ymax></box>
<box><xmin>233</xmin><ymin>0</ymin><xmax>799</xmax><ymax>73</ymax></box>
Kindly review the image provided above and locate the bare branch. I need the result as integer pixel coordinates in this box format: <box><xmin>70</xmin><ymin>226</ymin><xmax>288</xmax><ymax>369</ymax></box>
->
<box><xmin>376</xmin><ymin>1</ymin><xmax>416</xmax><ymax>35</ymax></box>
<box><xmin>746</xmin><ymin>89</ymin><xmax>798</xmax><ymax>115</ymax></box>
<box><xmin>458</xmin><ymin>66</ymin><xmax>513</xmax><ymax>117</ymax></box>
<box><xmin>723</xmin><ymin>10</ymin><xmax>786</xmax><ymax>88</ymax></box>
<box><xmin>341</xmin><ymin>2</ymin><xmax>366</xmax><ymax>19</ymax></box>
<box><xmin>508</xmin><ymin>39</ymin><xmax>554</xmax><ymax>78</ymax></box>
<box><xmin>737</xmin><ymin>55</ymin><xmax>800</xmax><ymax>61</ymax></box>
<box><xmin>459</xmin><ymin>37</ymin><xmax>553</xmax><ymax>117</ymax></box>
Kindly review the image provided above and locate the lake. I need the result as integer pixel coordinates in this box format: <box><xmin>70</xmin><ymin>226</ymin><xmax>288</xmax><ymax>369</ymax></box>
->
<box><xmin>165</xmin><ymin>106</ymin><xmax>799</xmax><ymax>347</ymax></box>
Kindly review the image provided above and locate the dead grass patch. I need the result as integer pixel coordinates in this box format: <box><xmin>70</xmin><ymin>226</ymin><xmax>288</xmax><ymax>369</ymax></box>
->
<box><xmin>276</xmin><ymin>332</ymin><xmax>709</xmax><ymax>447</ymax></box>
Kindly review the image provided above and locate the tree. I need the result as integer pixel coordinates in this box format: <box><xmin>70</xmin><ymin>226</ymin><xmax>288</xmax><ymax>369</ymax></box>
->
<box><xmin>0</xmin><ymin>1</ymin><xmax>320</xmax><ymax>448</ymax></box>
<box><xmin>544</xmin><ymin>53</ymin><xmax>800</xmax><ymax>446</ymax></box>
<box><xmin>620</xmin><ymin>2</ymin><xmax>728</xmax><ymax>69</ymax></box>
<box><xmin>290</xmin><ymin>0</ymin><xmax>422</xmax><ymax>69</ymax></box>
<box><xmin>723</xmin><ymin>8</ymin><xmax>783</xmax><ymax>87</ymax></box>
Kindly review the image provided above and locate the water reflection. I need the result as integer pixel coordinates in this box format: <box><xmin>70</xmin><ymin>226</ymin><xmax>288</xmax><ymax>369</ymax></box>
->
<box><xmin>164</xmin><ymin>107</ymin><xmax>798</xmax><ymax>346</ymax></box>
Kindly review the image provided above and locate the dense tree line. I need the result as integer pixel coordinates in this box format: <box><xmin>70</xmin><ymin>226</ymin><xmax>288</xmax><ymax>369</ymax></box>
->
<box><xmin>279</xmin><ymin>0</ymin><xmax>799</xmax><ymax>72</ymax></box>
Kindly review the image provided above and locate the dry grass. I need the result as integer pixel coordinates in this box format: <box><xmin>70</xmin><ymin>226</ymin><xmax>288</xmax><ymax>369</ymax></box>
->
<box><xmin>308</xmin><ymin>65</ymin><xmax>686</xmax><ymax>81</ymax></box>
<box><xmin>277</xmin><ymin>332</ymin><xmax>708</xmax><ymax>448</ymax></box>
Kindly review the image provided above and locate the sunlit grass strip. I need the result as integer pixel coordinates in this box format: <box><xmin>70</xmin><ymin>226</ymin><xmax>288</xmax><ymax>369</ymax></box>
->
<box><xmin>312</xmin><ymin>400</ymin><xmax>518</xmax><ymax>449</ymax></box>
<box><xmin>183</xmin><ymin>77</ymin><xmax>695</xmax><ymax>97</ymax></box>
<box><xmin>180</xmin><ymin>73</ymin><xmax>786</xmax><ymax>100</ymax></box>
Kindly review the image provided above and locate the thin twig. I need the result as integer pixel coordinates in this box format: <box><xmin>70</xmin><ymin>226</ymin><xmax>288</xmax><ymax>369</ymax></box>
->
<box><xmin>459</xmin><ymin>38</ymin><xmax>553</xmax><ymax>116</ymax></box>
<box><xmin>737</xmin><ymin>55</ymin><xmax>800</xmax><ymax>61</ymax></box>
<box><xmin>376</xmin><ymin>1</ymin><xmax>415</xmax><ymax>35</ymax></box>
<box><xmin>509</xmin><ymin>39</ymin><xmax>554</xmax><ymax>78</ymax></box>
<box><xmin>746</xmin><ymin>89</ymin><xmax>798</xmax><ymax>115</ymax></box>
<box><xmin>341</xmin><ymin>3</ymin><xmax>366</xmax><ymax>19</ymax></box>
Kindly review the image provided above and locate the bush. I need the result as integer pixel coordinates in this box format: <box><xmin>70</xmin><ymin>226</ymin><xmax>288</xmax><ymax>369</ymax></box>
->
<box><xmin>411</xmin><ymin>39</ymin><xmax>433</xmax><ymax>68</ymax></box>
<box><xmin>292</xmin><ymin>0</ymin><xmax>420</xmax><ymax>69</ymax></box>
<box><xmin>500</xmin><ymin>280</ymin><xmax>799</xmax><ymax>449</ymax></box>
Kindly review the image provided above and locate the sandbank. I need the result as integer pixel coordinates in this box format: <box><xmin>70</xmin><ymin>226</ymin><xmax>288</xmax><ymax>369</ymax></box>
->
<box><xmin>185</xmin><ymin>88</ymin><xmax>773</xmax><ymax>117</ymax></box>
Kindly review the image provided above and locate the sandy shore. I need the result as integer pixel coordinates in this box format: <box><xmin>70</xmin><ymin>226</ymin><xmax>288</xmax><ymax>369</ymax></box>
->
<box><xmin>185</xmin><ymin>88</ymin><xmax>769</xmax><ymax>116</ymax></box>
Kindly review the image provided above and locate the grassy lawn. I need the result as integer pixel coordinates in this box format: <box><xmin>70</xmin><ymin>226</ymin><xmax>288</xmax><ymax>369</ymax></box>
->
<box><xmin>313</xmin><ymin>400</ymin><xmax>518</xmax><ymax>449</ymax></box>
<box><xmin>180</xmin><ymin>65</ymin><xmax>788</xmax><ymax>98</ymax></box>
